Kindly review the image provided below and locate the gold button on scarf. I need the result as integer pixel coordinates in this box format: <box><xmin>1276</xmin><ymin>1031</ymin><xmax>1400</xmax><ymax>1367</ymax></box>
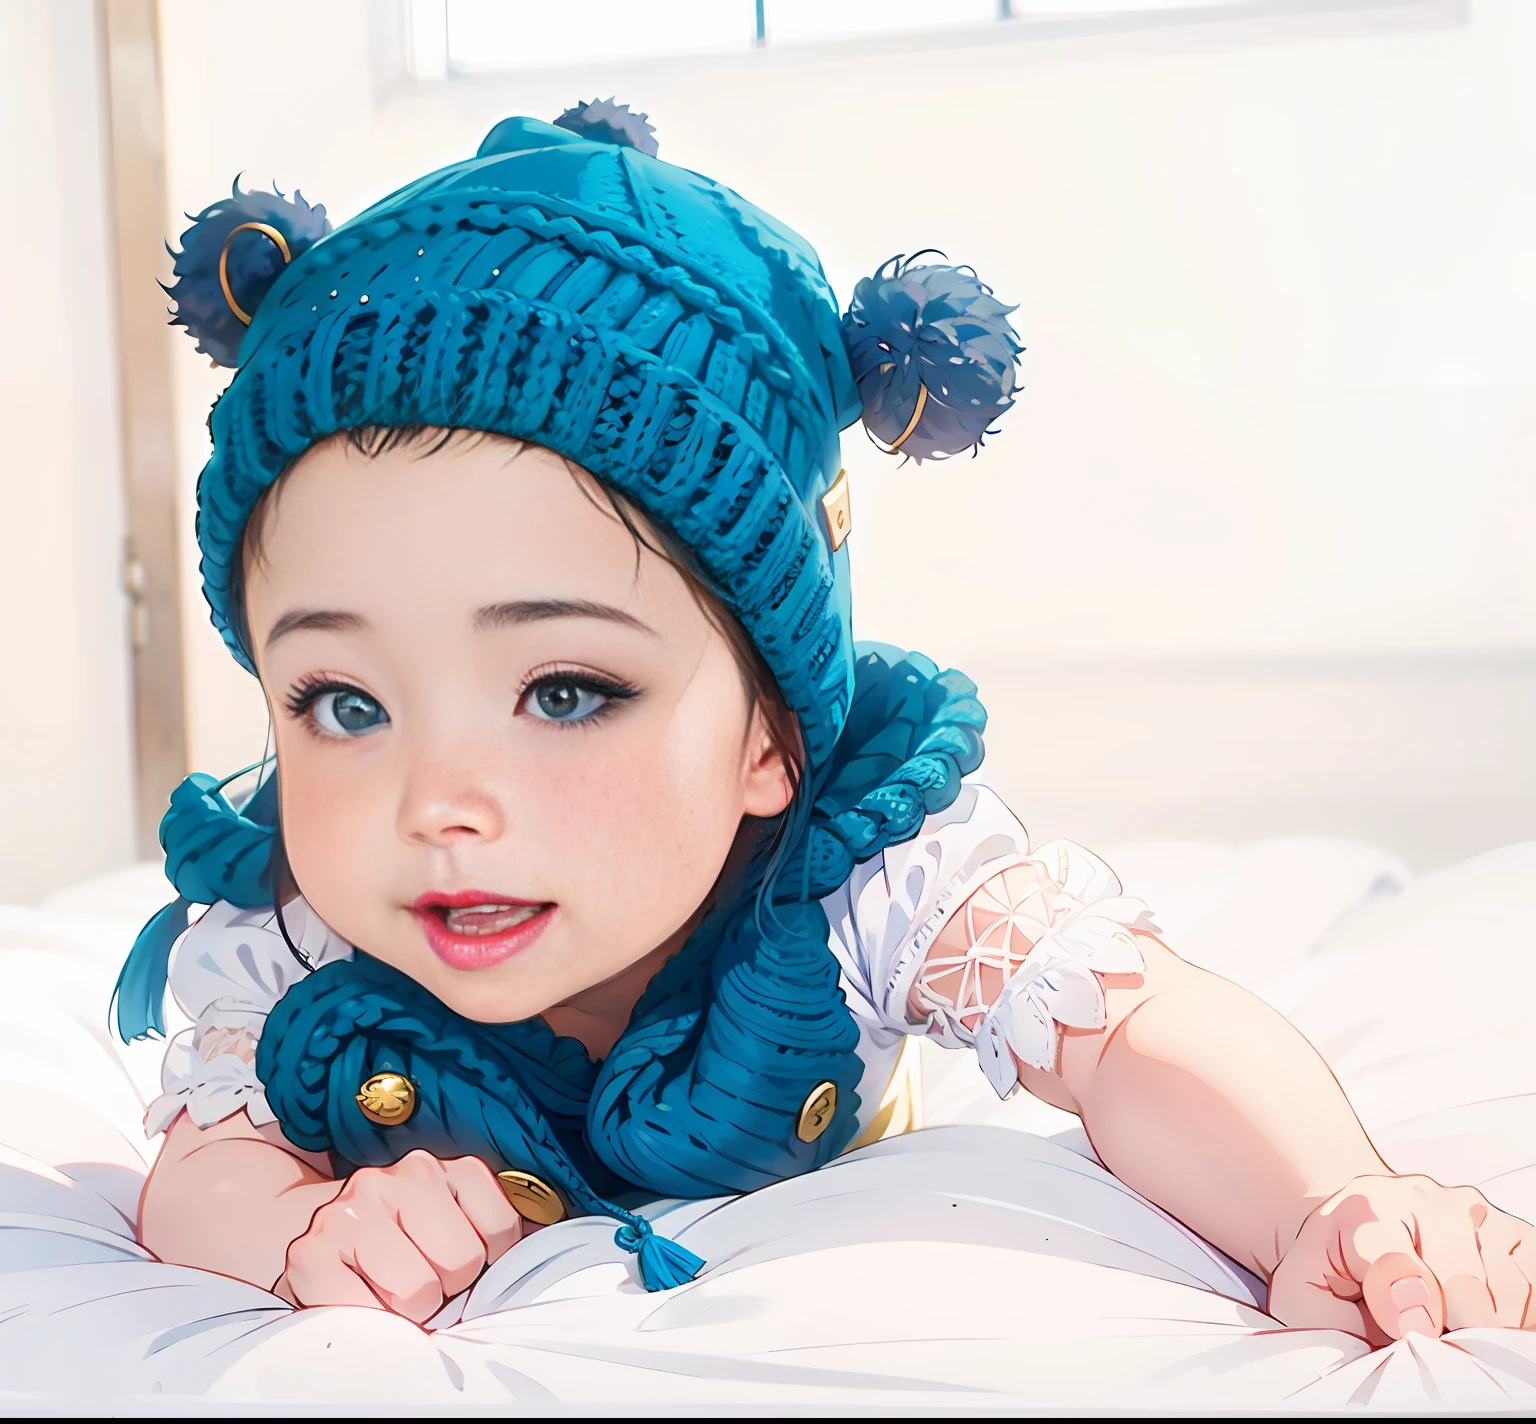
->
<box><xmin>355</xmin><ymin>1071</ymin><xmax>416</xmax><ymax>1126</ymax></box>
<box><xmin>497</xmin><ymin>1170</ymin><xmax>568</xmax><ymax>1225</ymax></box>
<box><xmin>796</xmin><ymin>1081</ymin><xmax>838</xmax><ymax>1143</ymax></box>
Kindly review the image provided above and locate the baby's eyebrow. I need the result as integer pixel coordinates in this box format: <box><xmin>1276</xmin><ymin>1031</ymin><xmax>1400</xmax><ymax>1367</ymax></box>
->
<box><xmin>474</xmin><ymin>598</ymin><xmax>656</xmax><ymax>636</ymax></box>
<box><xmin>265</xmin><ymin>609</ymin><xmax>366</xmax><ymax>649</ymax></box>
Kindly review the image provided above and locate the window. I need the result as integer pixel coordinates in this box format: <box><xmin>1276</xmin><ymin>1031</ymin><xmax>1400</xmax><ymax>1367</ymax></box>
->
<box><xmin>416</xmin><ymin>0</ymin><xmax>1017</xmax><ymax>77</ymax></box>
<box><xmin>443</xmin><ymin>1</ymin><xmax>756</xmax><ymax>75</ymax></box>
<box><xmin>407</xmin><ymin>1</ymin><xmax>1367</xmax><ymax>79</ymax></box>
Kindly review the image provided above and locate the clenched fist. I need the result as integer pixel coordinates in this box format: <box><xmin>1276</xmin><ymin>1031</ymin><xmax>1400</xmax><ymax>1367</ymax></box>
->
<box><xmin>276</xmin><ymin>1151</ymin><xmax>524</xmax><ymax>1321</ymax></box>
<box><xmin>1271</xmin><ymin>1173</ymin><xmax>1536</xmax><ymax>1343</ymax></box>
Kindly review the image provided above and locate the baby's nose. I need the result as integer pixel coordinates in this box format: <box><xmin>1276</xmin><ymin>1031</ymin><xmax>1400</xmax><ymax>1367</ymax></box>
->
<box><xmin>397</xmin><ymin>772</ymin><xmax>505</xmax><ymax>847</ymax></box>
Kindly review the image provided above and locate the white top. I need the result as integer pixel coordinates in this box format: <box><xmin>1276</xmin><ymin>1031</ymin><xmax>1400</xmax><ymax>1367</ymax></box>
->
<box><xmin>148</xmin><ymin>782</ymin><xmax>1154</xmax><ymax>1141</ymax></box>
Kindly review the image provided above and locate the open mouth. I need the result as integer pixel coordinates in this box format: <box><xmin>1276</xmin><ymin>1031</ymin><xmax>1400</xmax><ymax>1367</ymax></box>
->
<box><xmin>436</xmin><ymin>902</ymin><xmax>546</xmax><ymax>937</ymax></box>
<box><xmin>411</xmin><ymin>893</ymin><xmax>556</xmax><ymax>971</ymax></box>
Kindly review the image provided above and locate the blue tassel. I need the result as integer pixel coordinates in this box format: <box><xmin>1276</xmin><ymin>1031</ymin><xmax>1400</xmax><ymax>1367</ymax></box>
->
<box><xmin>112</xmin><ymin>896</ymin><xmax>192</xmax><ymax>1041</ymax></box>
<box><xmin>613</xmin><ymin>1214</ymin><xmax>704</xmax><ymax>1291</ymax></box>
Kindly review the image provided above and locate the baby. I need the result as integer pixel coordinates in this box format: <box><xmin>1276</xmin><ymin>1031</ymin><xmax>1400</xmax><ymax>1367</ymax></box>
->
<box><xmin>123</xmin><ymin>101</ymin><xmax>1533</xmax><ymax>1342</ymax></box>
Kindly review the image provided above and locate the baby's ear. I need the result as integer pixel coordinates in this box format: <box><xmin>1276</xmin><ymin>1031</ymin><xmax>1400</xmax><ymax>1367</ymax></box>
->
<box><xmin>164</xmin><ymin>179</ymin><xmax>331</xmax><ymax>368</ymax></box>
<box><xmin>741</xmin><ymin>704</ymin><xmax>797</xmax><ymax>820</ymax></box>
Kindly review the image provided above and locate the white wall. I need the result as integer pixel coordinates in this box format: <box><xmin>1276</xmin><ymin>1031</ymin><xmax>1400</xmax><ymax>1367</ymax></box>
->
<box><xmin>0</xmin><ymin>0</ymin><xmax>137</xmax><ymax>902</ymax></box>
<box><xmin>154</xmin><ymin>0</ymin><xmax>1536</xmax><ymax>868</ymax></box>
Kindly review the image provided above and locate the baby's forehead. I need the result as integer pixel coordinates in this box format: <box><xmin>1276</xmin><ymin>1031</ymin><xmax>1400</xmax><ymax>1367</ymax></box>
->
<box><xmin>263</xmin><ymin>433</ymin><xmax>616</xmax><ymax>551</ymax></box>
<box><xmin>244</xmin><ymin>434</ymin><xmax>697</xmax><ymax>641</ymax></box>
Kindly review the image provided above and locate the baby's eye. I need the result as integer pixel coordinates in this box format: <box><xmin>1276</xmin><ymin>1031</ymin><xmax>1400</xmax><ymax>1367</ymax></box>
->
<box><xmin>522</xmin><ymin>675</ymin><xmax>626</xmax><ymax>724</ymax></box>
<box><xmin>310</xmin><ymin>687</ymin><xmax>390</xmax><ymax>738</ymax></box>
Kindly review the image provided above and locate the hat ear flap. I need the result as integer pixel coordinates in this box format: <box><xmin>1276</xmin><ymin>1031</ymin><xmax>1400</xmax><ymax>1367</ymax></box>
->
<box><xmin>841</xmin><ymin>253</ymin><xmax>1024</xmax><ymax>463</ymax></box>
<box><xmin>165</xmin><ymin>180</ymin><xmax>331</xmax><ymax>368</ymax></box>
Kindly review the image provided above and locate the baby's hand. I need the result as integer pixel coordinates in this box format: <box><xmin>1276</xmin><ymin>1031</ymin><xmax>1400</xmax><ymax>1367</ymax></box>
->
<box><xmin>1270</xmin><ymin>1174</ymin><xmax>1535</xmax><ymax>1343</ymax></box>
<box><xmin>276</xmin><ymin>1150</ymin><xmax>524</xmax><ymax>1321</ymax></box>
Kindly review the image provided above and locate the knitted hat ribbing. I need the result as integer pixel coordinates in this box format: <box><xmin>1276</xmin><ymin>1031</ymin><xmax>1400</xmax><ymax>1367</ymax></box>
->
<box><xmin>195</xmin><ymin>113</ymin><xmax>864</xmax><ymax>775</ymax></box>
<box><xmin>172</xmin><ymin>104</ymin><xmax>1022</xmax><ymax>782</ymax></box>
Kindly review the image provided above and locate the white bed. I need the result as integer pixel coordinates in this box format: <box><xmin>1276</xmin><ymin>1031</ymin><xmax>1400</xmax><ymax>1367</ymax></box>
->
<box><xmin>1</xmin><ymin>836</ymin><xmax>1534</xmax><ymax>1410</ymax></box>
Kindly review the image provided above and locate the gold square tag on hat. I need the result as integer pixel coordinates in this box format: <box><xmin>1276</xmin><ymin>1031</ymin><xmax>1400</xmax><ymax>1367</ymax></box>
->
<box><xmin>820</xmin><ymin>469</ymin><xmax>852</xmax><ymax>552</ymax></box>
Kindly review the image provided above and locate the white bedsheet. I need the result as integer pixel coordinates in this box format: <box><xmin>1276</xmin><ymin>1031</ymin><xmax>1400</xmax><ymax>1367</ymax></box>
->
<box><xmin>1</xmin><ymin>838</ymin><xmax>1533</xmax><ymax>1410</ymax></box>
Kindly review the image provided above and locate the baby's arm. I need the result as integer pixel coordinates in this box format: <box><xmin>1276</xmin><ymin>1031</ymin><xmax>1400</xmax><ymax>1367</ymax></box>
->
<box><xmin>912</xmin><ymin>848</ymin><xmax>1535</xmax><ymax>1339</ymax></box>
<box><xmin>140</xmin><ymin>899</ymin><xmax>522</xmax><ymax>1318</ymax></box>
<box><xmin>142</xmin><ymin>1110</ymin><xmax>523</xmax><ymax>1319</ymax></box>
<box><xmin>952</xmin><ymin>905</ymin><xmax>1385</xmax><ymax>1279</ymax></box>
<box><xmin>141</xmin><ymin>1109</ymin><xmax>340</xmax><ymax>1287</ymax></box>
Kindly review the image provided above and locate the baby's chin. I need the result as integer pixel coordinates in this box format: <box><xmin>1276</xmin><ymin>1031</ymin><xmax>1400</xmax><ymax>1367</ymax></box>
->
<box><xmin>364</xmin><ymin>917</ymin><xmax>594</xmax><ymax>1028</ymax></box>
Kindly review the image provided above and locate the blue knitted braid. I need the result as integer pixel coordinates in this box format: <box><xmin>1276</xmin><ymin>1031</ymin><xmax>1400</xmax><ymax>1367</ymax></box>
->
<box><xmin>583</xmin><ymin>644</ymin><xmax>986</xmax><ymax>1194</ymax></box>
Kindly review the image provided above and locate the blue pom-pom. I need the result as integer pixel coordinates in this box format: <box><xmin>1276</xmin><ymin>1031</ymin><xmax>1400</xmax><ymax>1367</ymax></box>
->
<box><xmin>165</xmin><ymin>180</ymin><xmax>331</xmax><ymax>367</ymax></box>
<box><xmin>841</xmin><ymin>253</ymin><xmax>1023</xmax><ymax>462</ymax></box>
<box><xmin>552</xmin><ymin>98</ymin><xmax>659</xmax><ymax>157</ymax></box>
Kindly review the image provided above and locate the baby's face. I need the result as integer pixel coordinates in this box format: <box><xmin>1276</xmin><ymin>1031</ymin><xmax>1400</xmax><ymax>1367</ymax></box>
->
<box><xmin>243</xmin><ymin>435</ymin><xmax>792</xmax><ymax>1027</ymax></box>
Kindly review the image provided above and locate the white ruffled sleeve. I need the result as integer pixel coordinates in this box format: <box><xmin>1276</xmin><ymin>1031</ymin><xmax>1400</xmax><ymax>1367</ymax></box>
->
<box><xmin>822</xmin><ymin>782</ymin><xmax>1032</xmax><ymax>1028</ymax></box>
<box><xmin>821</xmin><ymin>781</ymin><xmax>1160</xmax><ymax>1101</ymax></box>
<box><xmin>959</xmin><ymin>839</ymin><xmax>1159</xmax><ymax>1098</ymax></box>
<box><xmin>145</xmin><ymin>898</ymin><xmax>353</xmax><ymax>1137</ymax></box>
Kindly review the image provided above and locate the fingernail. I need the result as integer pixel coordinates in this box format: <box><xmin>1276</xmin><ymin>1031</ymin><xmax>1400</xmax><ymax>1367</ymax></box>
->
<box><xmin>1389</xmin><ymin>1277</ymin><xmax>1431</xmax><ymax>1310</ymax></box>
<box><xmin>1398</xmin><ymin>1305</ymin><xmax>1437</xmax><ymax>1337</ymax></box>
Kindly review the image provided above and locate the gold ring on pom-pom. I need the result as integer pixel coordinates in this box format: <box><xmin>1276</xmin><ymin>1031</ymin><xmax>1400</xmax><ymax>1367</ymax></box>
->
<box><xmin>496</xmin><ymin>1170</ymin><xmax>567</xmax><ymax>1225</ymax></box>
<box><xmin>871</xmin><ymin>365</ymin><xmax>930</xmax><ymax>455</ymax></box>
<box><xmin>219</xmin><ymin>221</ymin><xmax>293</xmax><ymax>325</ymax></box>
<box><xmin>355</xmin><ymin>1071</ymin><xmax>415</xmax><ymax>1126</ymax></box>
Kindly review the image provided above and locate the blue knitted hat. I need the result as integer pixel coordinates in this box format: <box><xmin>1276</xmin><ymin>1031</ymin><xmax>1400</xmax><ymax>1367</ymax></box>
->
<box><xmin>176</xmin><ymin>103</ymin><xmax>1020</xmax><ymax>777</ymax></box>
<box><xmin>120</xmin><ymin>102</ymin><xmax>1022</xmax><ymax>1291</ymax></box>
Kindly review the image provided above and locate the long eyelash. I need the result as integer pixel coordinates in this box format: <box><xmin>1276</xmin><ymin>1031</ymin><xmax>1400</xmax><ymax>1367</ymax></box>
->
<box><xmin>520</xmin><ymin>667</ymin><xmax>638</xmax><ymax>727</ymax></box>
<box><xmin>518</xmin><ymin>665</ymin><xmax>638</xmax><ymax>700</ymax></box>
<box><xmin>283</xmin><ymin>675</ymin><xmax>360</xmax><ymax>719</ymax></box>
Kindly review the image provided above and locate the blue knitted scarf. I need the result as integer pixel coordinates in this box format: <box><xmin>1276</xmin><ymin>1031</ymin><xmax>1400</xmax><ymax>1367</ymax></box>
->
<box><xmin>116</xmin><ymin>644</ymin><xmax>985</xmax><ymax>1288</ymax></box>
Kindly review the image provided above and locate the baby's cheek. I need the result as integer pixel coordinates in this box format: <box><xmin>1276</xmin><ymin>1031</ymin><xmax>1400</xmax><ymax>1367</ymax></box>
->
<box><xmin>536</xmin><ymin>730</ymin><xmax>739</xmax><ymax>945</ymax></box>
<box><xmin>279</xmin><ymin>745</ymin><xmax>397</xmax><ymax>934</ymax></box>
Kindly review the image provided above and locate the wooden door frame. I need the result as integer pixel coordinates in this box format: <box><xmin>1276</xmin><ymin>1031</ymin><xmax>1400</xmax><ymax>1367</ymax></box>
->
<box><xmin>102</xmin><ymin>0</ymin><xmax>187</xmax><ymax>855</ymax></box>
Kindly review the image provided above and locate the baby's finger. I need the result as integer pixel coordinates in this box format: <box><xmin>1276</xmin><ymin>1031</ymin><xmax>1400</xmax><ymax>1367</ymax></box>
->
<box><xmin>1477</xmin><ymin>1215</ymin><xmax>1533</xmax><ymax>1330</ymax></box>
<box><xmin>396</xmin><ymin>1178</ymin><xmax>490</xmax><ymax>1300</ymax></box>
<box><xmin>1331</xmin><ymin>1204</ymin><xmax>1442</xmax><ymax>1339</ymax></box>
<box><xmin>1506</xmin><ymin>1233</ymin><xmax>1536</xmax><ymax>1329</ymax></box>
<box><xmin>281</xmin><ymin>1241</ymin><xmax>386</xmax><ymax>1311</ymax></box>
<box><xmin>1358</xmin><ymin>1249</ymin><xmax>1443</xmax><ymax>1340</ymax></box>
<box><xmin>351</xmin><ymin>1225</ymin><xmax>444</xmax><ymax>1323</ymax></box>
<box><xmin>443</xmin><ymin>1156</ymin><xmax>525</xmax><ymax>1263</ymax></box>
<box><xmin>1417</xmin><ymin>1196</ymin><xmax>1496</xmax><ymax>1332</ymax></box>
